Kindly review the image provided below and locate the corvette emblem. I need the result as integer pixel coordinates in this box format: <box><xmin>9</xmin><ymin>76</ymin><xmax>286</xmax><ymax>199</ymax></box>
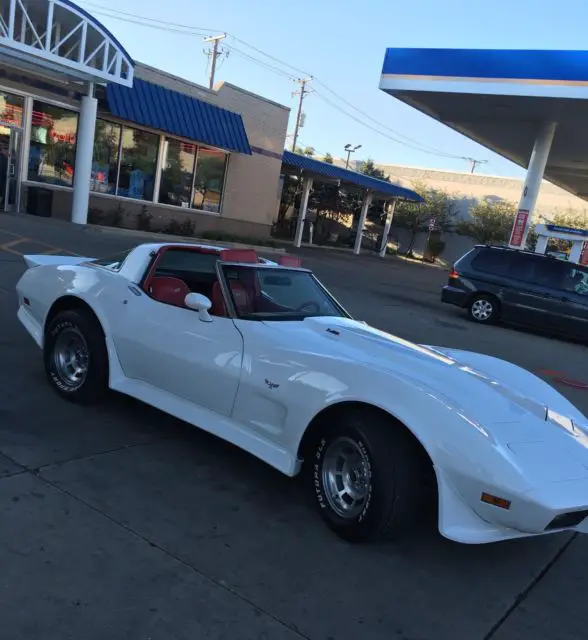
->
<box><xmin>265</xmin><ymin>379</ymin><xmax>279</xmax><ymax>390</ymax></box>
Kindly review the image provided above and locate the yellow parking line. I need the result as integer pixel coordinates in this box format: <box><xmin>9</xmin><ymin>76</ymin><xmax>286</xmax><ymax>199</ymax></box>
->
<box><xmin>42</xmin><ymin>247</ymin><xmax>77</xmax><ymax>255</ymax></box>
<box><xmin>0</xmin><ymin>245</ymin><xmax>25</xmax><ymax>256</ymax></box>
<box><xmin>0</xmin><ymin>227</ymin><xmax>26</xmax><ymax>238</ymax></box>
<box><xmin>0</xmin><ymin>238</ymin><xmax>28</xmax><ymax>250</ymax></box>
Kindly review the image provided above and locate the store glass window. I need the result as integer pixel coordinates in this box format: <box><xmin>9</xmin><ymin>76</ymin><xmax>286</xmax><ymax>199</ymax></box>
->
<box><xmin>91</xmin><ymin>119</ymin><xmax>121</xmax><ymax>194</ymax></box>
<box><xmin>192</xmin><ymin>147</ymin><xmax>227</xmax><ymax>213</ymax></box>
<box><xmin>117</xmin><ymin>126</ymin><xmax>159</xmax><ymax>200</ymax></box>
<box><xmin>0</xmin><ymin>91</ymin><xmax>24</xmax><ymax>127</ymax></box>
<box><xmin>28</xmin><ymin>101</ymin><xmax>78</xmax><ymax>187</ymax></box>
<box><xmin>158</xmin><ymin>138</ymin><xmax>196</xmax><ymax>207</ymax></box>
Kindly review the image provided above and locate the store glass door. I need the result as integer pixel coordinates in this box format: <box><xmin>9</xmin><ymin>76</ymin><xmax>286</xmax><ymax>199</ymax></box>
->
<box><xmin>0</xmin><ymin>125</ymin><xmax>21</xmax><ymax>212</ymax></box>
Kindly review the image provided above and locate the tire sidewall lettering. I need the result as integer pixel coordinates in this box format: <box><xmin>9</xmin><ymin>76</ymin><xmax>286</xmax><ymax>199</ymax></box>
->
<box><xmin>313</xmin><ymin>430</ymin><xmax>374</xmax><ymax>522</ymax></box>
<box><xmin>47</xmin><ymin>318</ymin><xmax>87</xmax><ymax>394</ymax></box>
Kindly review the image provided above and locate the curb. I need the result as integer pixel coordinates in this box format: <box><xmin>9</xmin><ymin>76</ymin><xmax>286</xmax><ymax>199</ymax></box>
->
<box><xmin>86</xmin><ymin>223</ymin><xmax>288</xmax><ymax>255</ymax></box>
<box><xmin>289</xmin><ymin>241</ymin><xmax>450</xmax><ymax>270</ymax></box>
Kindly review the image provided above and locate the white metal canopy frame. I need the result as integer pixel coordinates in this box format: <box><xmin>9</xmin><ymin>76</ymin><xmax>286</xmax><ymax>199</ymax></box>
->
<box><xmin>0</xmin><ymin>0</ymin><xmax>134</xmax><ymax>225</ymax></box>
<box><xmin>0</xmin><ymin>0</ymin><xmax>134</xmax><ymax>86</ymax></box>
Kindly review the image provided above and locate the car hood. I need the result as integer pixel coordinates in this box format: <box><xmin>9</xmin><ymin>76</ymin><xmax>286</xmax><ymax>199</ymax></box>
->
<box><xmin>295</xmin><ymin>316</ymin><xmax>586</xmax><ymax>428</ymax></box>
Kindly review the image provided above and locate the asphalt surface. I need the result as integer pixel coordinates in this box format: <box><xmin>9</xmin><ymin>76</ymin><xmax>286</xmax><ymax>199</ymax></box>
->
<box><xmin>1</xmin><ymin>212</ymin><xmax>587</xmax><ymax>640</ymax></box>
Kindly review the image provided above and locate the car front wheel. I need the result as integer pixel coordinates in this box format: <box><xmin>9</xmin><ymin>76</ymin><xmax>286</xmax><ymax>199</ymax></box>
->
<box><xmin>44</xmin><ymin>309</ymin><xmax>109</xmax><ymax>404</ymax></box>
<box><xmin>311</xmin><ymin>409</ymin><xmax>432</xmax><ymax>543</ymax></box>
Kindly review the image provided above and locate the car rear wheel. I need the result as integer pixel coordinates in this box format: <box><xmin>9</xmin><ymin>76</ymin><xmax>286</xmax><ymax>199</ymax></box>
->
<box><xmin>44</xmin><ymin>309</ymin><xmax>109</xmax><ymax>404</ymax></box>
<box><xmin>311</xmin><ymin>409</ymin><xmax>432</xmax><ymax>543</ymax></box>
<box><xmin>468</xmin><ymin>294</ymin><xmax>500</xmax><ymax>324</ymax></box>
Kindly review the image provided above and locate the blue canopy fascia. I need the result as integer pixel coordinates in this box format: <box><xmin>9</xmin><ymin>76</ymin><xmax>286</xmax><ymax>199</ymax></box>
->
<box><xmin>106</xmin><ymin>78</ymin><xmax>252</xmax><ymax>155</ymax></box>
<box><xmin>282</xmin><ymin>151</ymin><xmax>423</xmax><ymax>201</ymax></box>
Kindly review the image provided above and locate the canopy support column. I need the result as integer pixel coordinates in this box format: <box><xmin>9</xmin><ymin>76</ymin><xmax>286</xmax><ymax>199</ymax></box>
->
<box><xmin>379</xmin><ymin>199</ymin><xmax>397</xmax><ymax>257</ymax></box>
<box><xmin>534</xmin><ymin>235</ymin><xmax>548</xmax><ymax>254</ymax></box>
<box><xmin>353</xmin><ymin>189</ymin><xmax>373</xmax><ymax>255</ymax></box>
<box><xmin>508</xmin><ymin>121</ymin><xmax>557</xmax><ymax>249</ymax></box>
<box><xmin>570</xmin><ymin>241</ymin><xmax>583</xmax><ymax>263</ymax></box>
<box><xmin>294</xmin><ymin>176</ymin><xmax>313</xmax><ymax>248</ymax></box>
<box><xmin>71</xmin><ymin>82</ymin><xmax>97</xmax><ymax>225</ymax></box>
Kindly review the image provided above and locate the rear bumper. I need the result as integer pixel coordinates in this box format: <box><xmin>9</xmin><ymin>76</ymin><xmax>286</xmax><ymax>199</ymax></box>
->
<box><xmin>441</xmin><ymin>284</ymin><xmax>469</xmax><ymax>307</ymax></box>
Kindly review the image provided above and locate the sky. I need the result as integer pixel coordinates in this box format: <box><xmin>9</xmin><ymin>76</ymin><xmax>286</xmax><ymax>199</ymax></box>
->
<box><xmin>77</xmin><ymin>0</ymin><xmax>588</xmax><ymax>180</ymax></box>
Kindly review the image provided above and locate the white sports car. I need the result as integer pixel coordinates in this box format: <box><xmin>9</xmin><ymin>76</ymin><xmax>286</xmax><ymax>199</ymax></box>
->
<box><xmin>15</xmin><ymin>241</ymin><xmax>588</xmax><ymax>544</ymax></box>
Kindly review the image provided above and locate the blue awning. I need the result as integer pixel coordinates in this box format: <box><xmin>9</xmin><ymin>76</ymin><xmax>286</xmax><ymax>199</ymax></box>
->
<box><xmin>282</xmin><ymin>151</ymin><xmax>423</xmax><ymax>201</ymax></box>
<box><xmin>105</xmin><ymin>78</ymin><xmax>252</xmax><ymax>155</ymax></box>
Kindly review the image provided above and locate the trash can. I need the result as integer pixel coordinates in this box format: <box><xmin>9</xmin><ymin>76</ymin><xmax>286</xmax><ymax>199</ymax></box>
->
<box><xmin>26</xmin><ymin>186</ymin><xmax>53</xmax><ymax>217</ymax></box>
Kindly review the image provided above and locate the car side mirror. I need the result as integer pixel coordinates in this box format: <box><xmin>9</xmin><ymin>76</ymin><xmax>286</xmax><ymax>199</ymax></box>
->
<box><xmin>185</xmin><ymin>293</ymin><xmax>213</xmax><ymax>322</ymax></box>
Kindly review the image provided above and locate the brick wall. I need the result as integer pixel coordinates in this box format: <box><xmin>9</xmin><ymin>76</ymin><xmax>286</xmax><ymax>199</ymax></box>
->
<box><xmin>22</xmin><ymin>186</ymin><xmax>273</xmax><ymax>238</ymax></box>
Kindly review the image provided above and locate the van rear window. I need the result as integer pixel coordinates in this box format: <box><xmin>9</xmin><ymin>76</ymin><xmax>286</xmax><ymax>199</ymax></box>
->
<box><xmin>471</xmin><ymin>249</ymin><xmax>512</xmax><ymax>276</ymax></box>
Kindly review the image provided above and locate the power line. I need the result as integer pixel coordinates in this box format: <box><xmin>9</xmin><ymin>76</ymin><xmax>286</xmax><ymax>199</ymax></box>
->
<box><xmin>466</xmin><ymin>158</ymin><xmax>488</xmax><ymax>173</ymax></box>
<box><xmin>78</xmin><ymin>2</ymin><xmax>485</xmax><ymax>165</ymax></box>
<box><xmin>224</xmin><ymin>44</ymin><xmax>294</xmax><ymax>79</ymax></box>
<box><xmin>312</xmin><ymin>90</ymin><xmax>453</xmax><ymax>158</ymax></box>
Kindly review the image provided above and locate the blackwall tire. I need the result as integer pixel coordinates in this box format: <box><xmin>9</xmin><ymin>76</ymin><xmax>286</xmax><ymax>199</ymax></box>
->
<box><xmin>311</xmin><ymin>409</ymin><xmax>431</xmax><ymax>543</ymax></box>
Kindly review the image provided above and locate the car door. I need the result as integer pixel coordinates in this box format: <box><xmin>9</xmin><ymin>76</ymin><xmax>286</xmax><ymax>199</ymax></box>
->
<box><xmin>558</xmin><ymin>265</ymin><xmax>588</xmax><ymax>338</ymax></box>
<box><xmin>501</xmin><ymin>254</ymin><xmax>564</xmax><ymax>329</ymax></box>
<box><xmin>109</xmin><ymin>248</ymin><xmax>244</xmax><ymax>417</ymax></box>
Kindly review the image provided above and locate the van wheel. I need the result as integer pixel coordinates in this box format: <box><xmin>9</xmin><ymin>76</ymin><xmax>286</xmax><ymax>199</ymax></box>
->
<box><xmin>468</xmin><ymin>294</ymin><xmax>500</xmax><ymax>324</ymax></box>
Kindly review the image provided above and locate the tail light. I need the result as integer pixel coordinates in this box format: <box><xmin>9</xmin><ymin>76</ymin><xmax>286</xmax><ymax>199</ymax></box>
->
<box><xmin>449</xmin><ymin>268</ymin><xmax>459</xmax><ymax>279</ymax></box>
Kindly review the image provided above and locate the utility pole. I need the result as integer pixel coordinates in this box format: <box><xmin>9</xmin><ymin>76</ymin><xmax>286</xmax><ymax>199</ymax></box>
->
<box><xmin>203</xmin><ymin>33</ymin><xmax>227</xmax><ymax>90</ymax></box>
<box><xmin>467</xmin><ymin>158</ymin><xmax>487</xmax><ymax>174</ymax></box>
<box><xmin>291</xmin><ymin>77</ymin><xmax>312</xmax><ymax>152</ymax></box>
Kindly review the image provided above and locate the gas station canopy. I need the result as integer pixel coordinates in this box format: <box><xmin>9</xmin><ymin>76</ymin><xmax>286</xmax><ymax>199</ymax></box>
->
<box><xmin>379</xmin><ymin>48</ymin><xmax>588</xmax><ymax>200</ymax></box>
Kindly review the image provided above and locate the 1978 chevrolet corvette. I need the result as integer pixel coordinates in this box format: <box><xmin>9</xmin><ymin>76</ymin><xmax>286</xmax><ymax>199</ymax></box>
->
<box><xmin>15</xmin><ymin>241</ymin><xmax>588</xmax><ymax>544</ymax></box>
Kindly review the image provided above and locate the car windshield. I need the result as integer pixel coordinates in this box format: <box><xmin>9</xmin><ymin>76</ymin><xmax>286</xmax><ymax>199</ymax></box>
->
<box><xmin>219</xmin><ymin>264</ymin><xmax>349</xmax><ymax>320</ymax></box>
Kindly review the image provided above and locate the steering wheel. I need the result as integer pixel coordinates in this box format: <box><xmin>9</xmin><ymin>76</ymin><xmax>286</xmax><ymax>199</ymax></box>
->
<box><xmin>297</xmin><ymin>301</ymin><xmax>320</xmax><ymax>314</ymax></box>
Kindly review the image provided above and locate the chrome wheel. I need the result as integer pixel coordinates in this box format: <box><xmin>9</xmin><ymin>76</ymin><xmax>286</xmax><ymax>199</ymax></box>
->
<box><xmin>52</xmin><ymin>327</ymin><xmax>89</xmax><ymax>389</ymax></box>
<box><xmin>471</xmin><ymin>298</ymin><xmax>493</xmax><ymax>321</ymax></box>
<box><xmin>322</xmin><ymin>436</ymin><xmax>371</xmax><ymax>519</ymax></box>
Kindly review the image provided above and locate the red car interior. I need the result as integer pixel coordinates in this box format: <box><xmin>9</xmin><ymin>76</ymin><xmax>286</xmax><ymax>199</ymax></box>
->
<box><xmin>219</xmin><ymin>249</ymin><xmax>258</xmax><ymax>263</ymax></box>
<box><xmin>278</xmin><ymin>255</ymin><xmax>302</xmax><ymax>267</ymax></box>
<box><xmin>149</xmin><ymin>276</ymin><xmax>191</xmax><ymax>308</ymax></box>
<box><xmin>147</xmin><ymin>247</ymin><xmax>287</xmax><ymax>316</ymax></box>
<box><xmin>210</xmin><ymin>281</ymin><xmax>226</xmax><ymax>316</ymax></box>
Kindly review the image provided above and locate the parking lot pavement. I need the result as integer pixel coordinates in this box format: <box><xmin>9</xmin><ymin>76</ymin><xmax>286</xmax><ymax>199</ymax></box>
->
<box><xmin>2</xmin><ymin>213</ymin><xmax>588</xmax><ymax>639</ymax></box>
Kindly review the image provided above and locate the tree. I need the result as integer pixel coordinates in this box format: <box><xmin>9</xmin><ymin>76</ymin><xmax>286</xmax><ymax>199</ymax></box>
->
<box><xmin>309</xmin><ymin>182</ymin><xmax>354</xmax><ymax>244</ymax></box>
<box><xmin>322</xmin><ymin>152</ymin><xmax>334</xmax><ymax>164</ymax></box>
<box><xmin>551</xmin><ymin>207</ymin><xmax>588</xmax><ymax>230</ymax></box>
<box><xmin>393</xmin><ymin>180</ymin><xmax>458</xmax><ymax>256</ymax></box>
<box><xmin>357</xmin><ymin>158</ymin><xmax>390</xmax><ymax>182</ymax></box>
<box><xmin>457</xmin><ymin>197</ymin><xmax>517</xmax><ymax>245</ymax></box>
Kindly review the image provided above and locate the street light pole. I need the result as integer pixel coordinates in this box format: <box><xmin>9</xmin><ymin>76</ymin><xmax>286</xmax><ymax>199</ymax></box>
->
<box><xmin>344</xmin><ymin>143</ymin><xmax>362</xmax><ymax>169</ymax></box>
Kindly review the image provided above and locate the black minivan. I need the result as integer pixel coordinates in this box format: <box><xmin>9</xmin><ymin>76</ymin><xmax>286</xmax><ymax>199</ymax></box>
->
<box><xmin>441</xmin><ymin>245</ymin><xmax>588</xmax><ymax>338</ymax></box>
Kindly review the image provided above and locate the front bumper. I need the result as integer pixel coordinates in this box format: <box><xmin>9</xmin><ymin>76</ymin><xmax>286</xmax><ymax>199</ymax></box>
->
<box><xmin>437</xmin><ymin>467</ymin><xmax>588</xmax><ymax>544</ymax></box>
